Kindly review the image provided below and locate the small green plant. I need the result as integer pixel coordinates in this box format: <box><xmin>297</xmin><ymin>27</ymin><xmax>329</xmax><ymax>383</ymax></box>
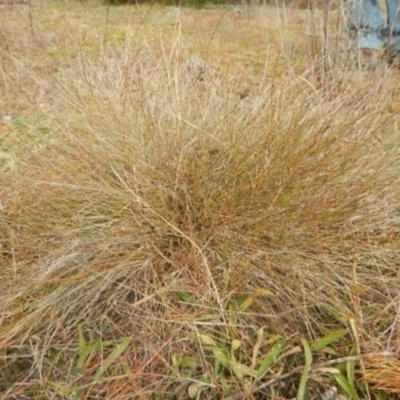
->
<box><xmin>44</xmin><ymin>327</ymin><xmax>131</xmax><ymax>399</ymax></box>
<box><xmin>167</xmin><ymin>325</ymin><xmax>359</xmax><ymax>398</ymax></box>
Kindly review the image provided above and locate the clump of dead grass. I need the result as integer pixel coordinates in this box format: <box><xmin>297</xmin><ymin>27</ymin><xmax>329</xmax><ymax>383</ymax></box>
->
<box><xmin>1</xmin><ymin>41</ymin><xmax>400</xmax><ymax>399</ymax></box>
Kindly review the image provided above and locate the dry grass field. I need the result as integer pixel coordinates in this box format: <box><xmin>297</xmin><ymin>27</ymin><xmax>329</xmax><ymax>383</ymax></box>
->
<box><xmin>1</xmin><ymin>1</ymin><xmax>400</xmax><ymax>399</ymax></box>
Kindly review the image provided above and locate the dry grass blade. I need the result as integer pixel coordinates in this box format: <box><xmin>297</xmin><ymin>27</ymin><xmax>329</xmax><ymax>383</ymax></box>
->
<box><xmin>364</xmin><ymin>354</ymin><xmax>400</xmax><ymax>394</ymax></box>
<box><xmin>1</xmin><ymin>1</ymin><xmax>400</xmax><ymax>399</ymax></box>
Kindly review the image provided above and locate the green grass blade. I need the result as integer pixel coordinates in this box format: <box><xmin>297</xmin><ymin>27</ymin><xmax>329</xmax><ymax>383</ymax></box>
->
<box><xmin>229</xmin><ymin>294</ymin><xmax>250</xmax><ymax>311</ymax></box>
<box><xmin>229</xmin><ymin>359</ymin><xmax>257</xmax><ymax>380</ymax></box>
<box><xmin>178</xmin><ymin>290</ymin><xmax>199</xmax><ymax>306</ymax></box>
<box><xmin>93</xmin><ymin>338</ymin><xmax>131</xmax><ymax>381</ymax></box>
<box><xmin>240</xmin><ymin>289</ymin><xmax>274</xmax><ymax>312</ymax></box>
<box><xmin>346</xmin><ymin>358</ymin><xmax>356</xmax><ymax>387</ymax></box>
<box><xmin>210</xmin><ymin>346</ymin><xmax>229</xmax><ymax>369</ymax></box>
<box><xmin>78</xmin><ymin>325</ymin><xmax>86</xmax><ymax>355</ymax></box>
<box><xmin>256</xmin><ymin>340</ymin><xmax>284</xmax><ymax>379</ymax></box>
<box><xmin>334</xmin><ymin>372</ymin><xmax>360</xmax><ymax>400</ymax></box>
<box><xmin>297</xmin><ymin>339</ymin><xmax>313</xmax><ymax>400</ymax></box>
<box><xmin>76</xmin><ymin>340</ymin><xmax>100</xmax><ymax>369</ymax></box>
<box><xmin>377</xmin><ymin>389</ymin><xmax>388</xmax><ymax>400</ymax></box>
<box><xmin>199</xmin><ymin>334</ymin><xmax>218</xmax><ymax>347</ymax></box>
<box><xmin>310</xmin><ymin>329</ymin><xmax>349</xmax><ymax>351</ymax></box>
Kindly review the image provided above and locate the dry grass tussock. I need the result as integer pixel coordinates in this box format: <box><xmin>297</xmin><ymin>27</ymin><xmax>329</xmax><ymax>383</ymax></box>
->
<box><xmin>1</xmin><ymin>25</ymin><xmax>400</xmax><ymax>400</ymax></box>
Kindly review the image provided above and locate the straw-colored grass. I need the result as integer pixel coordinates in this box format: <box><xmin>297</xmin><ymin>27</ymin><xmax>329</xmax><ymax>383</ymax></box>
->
<box><xmin>1</xmin><ymin>1</ymin><xmax>400</xmax><ymax>399</ymax></box>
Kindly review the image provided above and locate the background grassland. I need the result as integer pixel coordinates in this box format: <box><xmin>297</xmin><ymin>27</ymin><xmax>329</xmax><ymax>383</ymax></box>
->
<box><xmin>1</xmin><ymin>1</ymin><xmax>400</xmax><ymax>399</ymax></box>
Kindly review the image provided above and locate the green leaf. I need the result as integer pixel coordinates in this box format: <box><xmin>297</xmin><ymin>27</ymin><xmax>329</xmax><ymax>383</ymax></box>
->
<box><xmin>231</xmin><ymin>339</ymin><xmax>241</xmax><ymax>351</ymax></box>
<box><xmin>240</xmin><ymin>289</ymin><xmax>274</xmax><ymax>312</ymax></box>
<box><xmin>320</xmin><ymin>346</ymin><xmax>340</xmax><ymax>356</ymax></box>
<box><xmin>178</xmin><ymin>291</ymin><xmax>199</xmax><ymax>306</ymax></box>
<box><xmin>297</xmin><ymin>339</ymin><xmax>313</xmax><ymax>400</ymax></box>
<box><xmin>377</xmin><ymin>389</ymin><xmax>388</xmax><ymax>400</ymax></box>
<box><xmin>334</xmin><ymin>372</ymin><xmax>360</xmax><ymax>400</ymax></box>
<box><xmin>346</xmin><ymin>359</ymin><xmax>356</xmax><ymax>387</ymax></box>
<box><xmin>310</xmin><ymin>329</ymin><xmax>349</xmax><ymax>351</ymax></box>
<box><xmin>220</xmin><ymin>375</ymin><xmax>230</xmax><ymax>396</ymax></box>
<box><xmin>181</xmin><ymin>357</ymin><xmax>199</xmax><ymax>368</ymax></box>
<box><xmin>321</xmin><ymin>304</ymin><xmax>354</xmax><ymax>321</ymax></box>
<box><xmin>93</xmin><ymin>338</ymin><xmax>131</xmax><ymax>381</ymax></box>
<box><xmin>76</xmin><ymin>340</ymin><xmax>99</xmax><ymax>369</ymax></box>
<box><xmin>78</xmin><ymin>325</ymin><xmax>86</xmax><ymax>356</ymax></box>
<box><xmin>349</xmin><ymin>319</ymin><xmax>361</xmax><ymax>353</ymax></box>
<box><xmin>229</xmin><ymin>359</ymin><xmax>257</xmax><ymax>380</ymax></box>
<box><xmin>199</xmin><ymin>334</ymin><xmax>217</xmax><ymax>347</ymax></box>
<box><xmin>349</xmin><ymin>286</ymin><xmax>369</xmax><ymax>295</ymax></box>
<box><xmin>229</xmin><ymin>294</ymin><xmax>250</xmax><ymax>311</ymax></box>
<box><xmin>256</xmin><ymin>340</ymin><xmax>284</xmax><ymax>379</ymax></box>
<box><xmin>210</xmin><ymin>346</ymin><xmax>229</xmax><ymax>368</ymax></box>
